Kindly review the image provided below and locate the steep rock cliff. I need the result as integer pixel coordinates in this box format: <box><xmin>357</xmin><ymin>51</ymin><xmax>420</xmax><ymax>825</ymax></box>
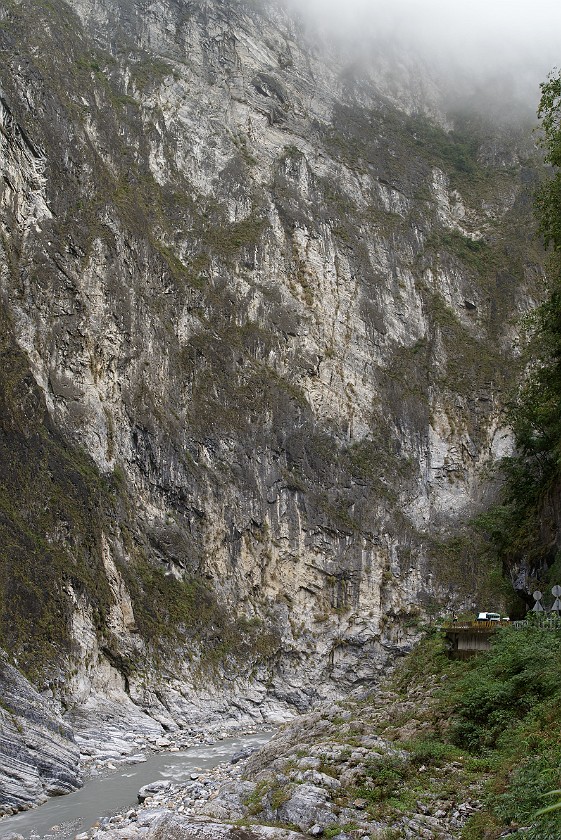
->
<box><xmin>0</xmin><ymin>0</ymin><xmax>546</xmax><ymax>784</ymax></box>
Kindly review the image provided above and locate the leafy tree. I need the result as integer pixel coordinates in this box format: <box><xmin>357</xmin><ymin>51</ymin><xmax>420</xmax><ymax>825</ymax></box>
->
<box><xmin>449</xmin><ymin>627</ymin><xmax>561</xmax><ymax>752</ymax></box>
<box><xmin>536</xmin><ymin>73</ymin><xmax>561</xmax><ymax>250</ymax></box>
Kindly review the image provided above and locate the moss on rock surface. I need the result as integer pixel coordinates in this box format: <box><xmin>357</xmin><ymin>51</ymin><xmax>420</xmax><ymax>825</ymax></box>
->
<box><xmin>0</xmin><ymin>306</ymin><xmax>112</xmax><ymax>677</ymax></box>
<box><xmin>0</xmin><ymin>0</ymin><xmax>549</xmax><ymax>709</ymax></box>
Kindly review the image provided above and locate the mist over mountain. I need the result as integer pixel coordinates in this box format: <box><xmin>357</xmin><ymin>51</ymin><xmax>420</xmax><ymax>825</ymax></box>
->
<box><xmin>286</xmin><ymin>0</ymin><xmax>561</xmax><ymax>113</ymax></box>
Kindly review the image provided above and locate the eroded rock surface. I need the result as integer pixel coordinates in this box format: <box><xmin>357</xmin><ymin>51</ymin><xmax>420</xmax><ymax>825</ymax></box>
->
<box><xmin>0</xmin><ymin>655</ymin><xmax>81</xmax><ymax>816</ymax></box>
<box><xmin>99</xmin><ymin>817</ymin><xmax>305</xmax><ymax>840</ymax></box>
<box><xmin>0</xmin><ymin>0</ymin><xmax>546</xmax><ymax>812</ymax></box>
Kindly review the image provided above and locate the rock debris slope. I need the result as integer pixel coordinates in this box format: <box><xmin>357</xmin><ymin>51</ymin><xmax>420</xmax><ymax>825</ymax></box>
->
<box><xmin>0</xmin><ymin>0</ymin><xmax>545</xmax><ymax>809</ymax></box>
<box><xmin>53</xmin><ymin>653</ymin><xmax>487</xmax><ymax>840</ymax></box>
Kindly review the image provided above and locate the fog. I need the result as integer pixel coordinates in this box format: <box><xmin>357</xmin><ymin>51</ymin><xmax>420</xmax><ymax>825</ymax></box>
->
<box><xmin>286</xmin><ymin>0</ymin><xmax>561</xmax><ymax>112</ymax></box>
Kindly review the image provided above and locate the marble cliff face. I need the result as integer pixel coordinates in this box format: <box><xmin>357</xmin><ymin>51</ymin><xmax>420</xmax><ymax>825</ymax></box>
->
<box><xmin>0</xmin><ymin>0</ymin><xmax>545</xmax><ymax>807</ymax></box>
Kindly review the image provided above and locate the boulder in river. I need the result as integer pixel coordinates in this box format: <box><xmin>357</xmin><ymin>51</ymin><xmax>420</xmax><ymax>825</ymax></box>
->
<box><xmin>138</xmin><ymin>780</ymin><xmax>172</xmax><ymax>803</ymax></box>
<box><xmin>230</xmin><ymin>747</ymin><xmax>258</xmax><ymax>765</ymax></box>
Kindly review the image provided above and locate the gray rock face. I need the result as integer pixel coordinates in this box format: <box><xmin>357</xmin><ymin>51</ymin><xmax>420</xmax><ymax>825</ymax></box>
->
<box><xmin>0</xmin><ymin>0</ymin><xmax>546</xmax><ymax>798</ymax></box>
<box><xmin>0</xmin><ymin>655</ymin><xmax>81</xmax><ymax>815</ymax></box>
<box><xmin>275</xmin><ymin>784</ymin><xmax>337</xmax><ymax>831</ymax></box>
<box><xmin>97</xmin><ymin>815</ymin><xmax>305</xmax><ymax>840</ymax></box>
<box><xmin>231</xmin><ymin>747</ymin><xmax>258</xmax><ymax>764</ymax></box>
<box><xmin>138</xmin><ymin>781</ymin><xmax>172</xmax><ymax>803</ymax></box>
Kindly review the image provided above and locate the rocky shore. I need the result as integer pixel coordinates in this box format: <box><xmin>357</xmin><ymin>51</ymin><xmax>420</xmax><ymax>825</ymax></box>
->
<box><xmin>14</xmin><ymin>669</ymin><xmax>486</xmax><ymax>840</ymax></box>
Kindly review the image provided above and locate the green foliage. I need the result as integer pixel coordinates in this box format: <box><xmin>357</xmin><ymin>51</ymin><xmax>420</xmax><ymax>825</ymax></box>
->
<box><xmin>129</xmin><ymin>563</ymin><xmax>217</xmax><ymax>639</ymax></box>
<box><xmin>270</xmin><ymin>785</ymin><xmax>292</xmax><ymax>811</ymax></box>
<box><xmin>433</xmin><ymin>230</ymin><xmax>494</xmax><ymax>274</ymax></box>
<box><xmin>200</xmin><ymin>212</ymin><xmax>266</xmax><ymax>259</ymax></box>
<box><xmin>244</xmin><ymin>780</ymin><xmax>270</xmax><ymax>816</ymax></box>
<box><xmin>438</xmin><ymin>627</ymin><xmax>561</xmax><ymax>839</ymax></box>
<box><xmin>390</xmin><ymin>631</ymin><xmax>561</xmax><ymax>838</ymax></box>
<box><xmin>449</xmin><ymin>628</ymin><xmax>561</xmax><ymax>752</ymax></box>
<box><xmin>407</xmin><ymin>737</ymin><xmax>463</xmax><ymax>766</ymax></box>
<box><xmin>536</xmin><ymin>73</ymin><xmax>561</xmax><ymax>251</ymax></box>
<box><xmin>322</xmin><ymin>827</ymin><xmax>342</xmax><ymax>839</ymax></box>
<box><xmin>428</xmin><ymin>293</ymin><xmax>506</xmax><ymax>398</ymax></box>
<box><xmin>475</xmin><ymin>71</ymin><xmax>561</xmax><ymax>578</ymax></box>
<box><xmin>406</xmin><ymin>113</ymin><xmax>480</xmax><ymax>179</ymax></box>
<box><xmin>460</xmin><ymin>811</ymin><xmax>502</xmax><ymax>840</ymax></box>
<box><xmin>391</xmin><ymin>631</ymin><xmax>453</xmax><ymax>693</ymax></box>
<box><xmin>536</xmin><ymin>790</ymin><xmax>561</xmax><ymax>817</ymax></box>
<box><xmin>426</xmin><ymin>529</ymin><xmax>515</xmax><ymax>609</ymax></box>
<box><xmin>345</xmin><ymin>436</ymin><xmax>410</xmax><ymax>486</ymax></box>
<box><xmin>123</xmin><ymin>560</ymin><xmax>280</xmax><ymax>671</ymax></box>
<box><xmin>353</xmin><ymin>754</ymin><xmax>409</xmax><ymax>806</ymax></box>
<box><xmin>130</xmin><ymin>56</ymin><xmax>174</xmax><ymax>90</ymax></box>
<box><xmin>493</xmin><ymin>751</ymin><xmax>561</xmax><ymax>839</ymax></box>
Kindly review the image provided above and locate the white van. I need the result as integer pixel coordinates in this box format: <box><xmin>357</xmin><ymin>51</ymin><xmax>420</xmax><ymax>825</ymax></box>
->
<box><xmin>477</xmin><ymin>612</ymin><xmax>501</xmax><ymax>622</ymax></box>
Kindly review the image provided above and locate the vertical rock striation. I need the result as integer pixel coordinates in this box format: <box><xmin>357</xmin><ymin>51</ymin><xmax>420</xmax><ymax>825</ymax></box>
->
<box><xmin>0</xmin><ymin>0</ymin><xmax>546</xmax><ymax>797</ymax></box>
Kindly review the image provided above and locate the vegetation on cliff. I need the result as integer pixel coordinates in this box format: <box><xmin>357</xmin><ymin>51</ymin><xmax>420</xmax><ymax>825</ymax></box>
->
<box><xmin>237</xmin><ymin>628</ymin><xmax>561</xmax><ymax>839</ymax></box>
<box><xmin>0</xmin><ymin>306</ymin><xmax>279</xmax><ymax>684</ymax></box>
<box><xmin>478</xmin><ymin>72</ymin><xmax>561</xmax><ymax>593</ymax></box>
<box><xmin>0</xmin><ymin>0</ymin><xmax>554</xmax><ymax>718</ymax></box>
<box><xmin>401</xmin><ymin>629</ymin><xmax>561</xmax><ymax>840</ymax></box>
<box><xmin>392</xmin><ymin>628</ymin><xmax>561</xmax><ymax>840</ymax></box>
<box><xmin>0</xmin><ymin>305</ymin><xmax>114</xmax><ymax>679</ymax></box>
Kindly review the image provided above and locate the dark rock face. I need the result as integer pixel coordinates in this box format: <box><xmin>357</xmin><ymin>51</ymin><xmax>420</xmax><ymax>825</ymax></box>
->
<box><xmin>0</xmin><ymin>0</ymin><xmax>547</xmax><ymax>804</ymax></box>
<box><xmin>0</xmin><ymin>655</ymin><xmax>81</xmax><ymax>815</ymax></box>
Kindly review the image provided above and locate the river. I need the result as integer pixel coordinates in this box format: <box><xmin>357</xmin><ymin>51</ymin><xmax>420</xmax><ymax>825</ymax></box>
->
<box><xmin>0</xmin><ymin>731</ymin><xmax>272</xmax><ymax>840</ymax></box>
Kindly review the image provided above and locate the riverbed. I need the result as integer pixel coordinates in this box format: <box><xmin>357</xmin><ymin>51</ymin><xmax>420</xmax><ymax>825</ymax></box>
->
<box><xmin>0</xmin><ymin>731</ymin><xmax>272</xmax><ymax>840</ymax></box>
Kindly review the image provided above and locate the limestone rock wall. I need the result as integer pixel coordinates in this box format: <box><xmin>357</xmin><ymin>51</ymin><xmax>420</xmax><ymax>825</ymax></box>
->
<box><xmin>0</xmin><ymin>0</ymin><xmax>545</xmax><ymax>756</ymax></box>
